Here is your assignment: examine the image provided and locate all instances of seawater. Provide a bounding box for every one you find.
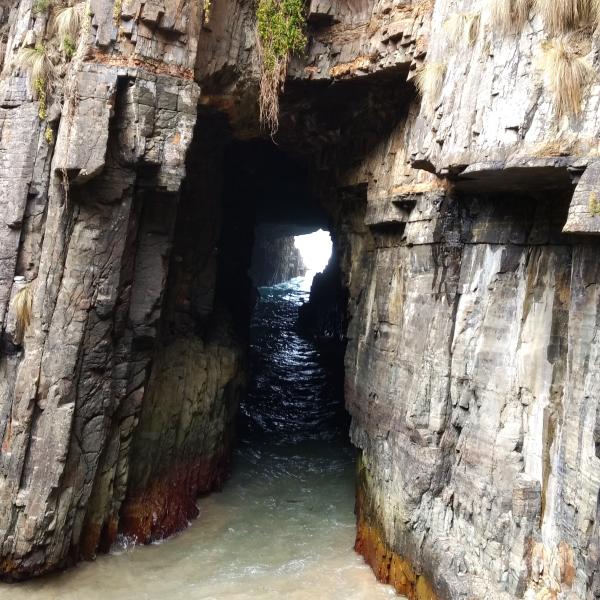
[2,274,397,600]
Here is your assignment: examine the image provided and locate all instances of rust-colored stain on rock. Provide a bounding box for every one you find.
[354,482,438,600]
[119,455,228,544]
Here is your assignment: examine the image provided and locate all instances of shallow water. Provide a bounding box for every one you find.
[2,274,397,600]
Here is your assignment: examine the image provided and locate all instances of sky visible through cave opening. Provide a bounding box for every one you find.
[294,229,332,274]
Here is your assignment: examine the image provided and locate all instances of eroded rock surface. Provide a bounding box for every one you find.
[249,229,306,286]
[1,0,600,598]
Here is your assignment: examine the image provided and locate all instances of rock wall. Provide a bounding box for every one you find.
[0,0,246,576]
[249,228,306,287]
[1,0,600,598]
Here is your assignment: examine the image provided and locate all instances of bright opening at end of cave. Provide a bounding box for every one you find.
[294,229,332,273]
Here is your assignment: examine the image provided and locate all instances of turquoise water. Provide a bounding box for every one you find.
[1,275,397,600]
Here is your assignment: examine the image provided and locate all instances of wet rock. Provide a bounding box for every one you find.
[0,0,600,598]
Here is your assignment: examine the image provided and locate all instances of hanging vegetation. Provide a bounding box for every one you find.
[415,62,447,114]
[256,0,306,135]
[534,0,600,34]
[489,0,533,34]
[14,44,55,118]
[54,3,85,58]
[11,283,34,343]
[538,35,594,118]
[443,12,481,48]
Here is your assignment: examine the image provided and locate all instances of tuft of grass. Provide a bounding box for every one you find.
[415,62,447,113]
[14,44,55,89]
[466,13,481,45]
[444,12,481,47]
[534,0,600,34]
[11,283,34,343]
[44,125,54,144]
[32,0,50,15]
[538,35,595,118]
[256,0,306,135]
[489,0,532,34]
[443,13,465,48]
[14,45,55,117]
[54,3,84,57]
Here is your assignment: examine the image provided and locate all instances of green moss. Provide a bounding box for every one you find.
[203,0,211,22]
[44,126,54,145]
[32,0,50,15]
[34,77,47,120]
[257,0,306,73]
[113,0,121,22]
[62,34,76,59]
[588,192,600,217]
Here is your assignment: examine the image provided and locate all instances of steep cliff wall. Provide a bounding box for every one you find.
[250,229,306,286]
[0,0,600,598]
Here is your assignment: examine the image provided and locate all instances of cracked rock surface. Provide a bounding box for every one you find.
[1,0,600,598]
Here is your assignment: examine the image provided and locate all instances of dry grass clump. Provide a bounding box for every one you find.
[466,13,481,45]
[13,44,56,118]
[14,45,55,94]
[534,0,600,34]
[444,12,481,47]
[53,3,85,57]
[415,62,447,113]
[489,0,533,34]
[11,283,34,343]
[538,35,595,118]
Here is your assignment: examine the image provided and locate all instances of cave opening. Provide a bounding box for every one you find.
[0,70,412,596]
[169,131,389,596]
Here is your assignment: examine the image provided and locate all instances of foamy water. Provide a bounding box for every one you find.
[1,276,398,600]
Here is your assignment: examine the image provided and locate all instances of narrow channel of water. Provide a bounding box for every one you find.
[2,274,396,600]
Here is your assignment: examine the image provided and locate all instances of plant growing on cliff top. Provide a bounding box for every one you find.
[54,3,85,58]
[11,283,34,343]
[489,0,533,33]
[256,0,306,135]
[32,0,50,15]
[538,35,595,118]
[534,0,600,34]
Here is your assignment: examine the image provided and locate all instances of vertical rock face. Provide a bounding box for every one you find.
[250,228,306,287]
[0,0,245,577]
[1,0,600,599]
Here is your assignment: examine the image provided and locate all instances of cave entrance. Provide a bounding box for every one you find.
[184,135,373,595]
[241,226,346,444]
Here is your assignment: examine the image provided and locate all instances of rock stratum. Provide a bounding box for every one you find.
[0,0,599,598]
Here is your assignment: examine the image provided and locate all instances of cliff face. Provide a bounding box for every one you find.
[250,229,306,287]
[1,0,600,598]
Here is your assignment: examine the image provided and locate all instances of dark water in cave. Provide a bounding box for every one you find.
[3,274,396,600]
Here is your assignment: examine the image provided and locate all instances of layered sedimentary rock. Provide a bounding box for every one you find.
[249,228,305,286]
[0,0,246,576]
[1,0,600,598]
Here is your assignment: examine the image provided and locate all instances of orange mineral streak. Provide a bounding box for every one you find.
[120,454,229,544]
[354,480,438,600]
[80,515,119,560]
[86,51,195,80]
